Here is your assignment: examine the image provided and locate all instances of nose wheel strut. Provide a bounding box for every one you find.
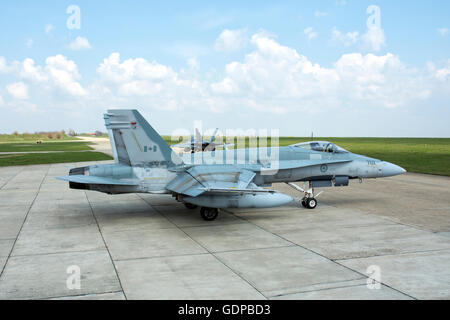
[287,182,322,210]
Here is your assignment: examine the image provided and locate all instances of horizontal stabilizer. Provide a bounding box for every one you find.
[56,175,139,186]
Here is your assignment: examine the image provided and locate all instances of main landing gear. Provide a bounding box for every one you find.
[200,207,219,221]
[287,182,323,210]
[184,203,198,210]
[183,202,219,221]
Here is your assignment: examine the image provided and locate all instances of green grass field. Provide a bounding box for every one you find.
[283,137,450,176]
[0,135,111,167]
[0,152,112,167]
[0,141,94,152]
[0,133,78,142]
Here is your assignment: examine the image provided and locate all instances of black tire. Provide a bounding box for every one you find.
[184,203,198,210]
[306,198,317,209]
[301,200,307,208]
[200,207,219,221]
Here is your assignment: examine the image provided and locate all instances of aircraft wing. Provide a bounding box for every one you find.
[56,175,139,186]
[166,165,256,197]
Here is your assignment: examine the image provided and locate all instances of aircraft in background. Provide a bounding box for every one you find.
[171,128,234,153]
[56,110,406,221]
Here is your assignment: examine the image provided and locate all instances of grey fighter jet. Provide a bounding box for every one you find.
[56,110,406,221]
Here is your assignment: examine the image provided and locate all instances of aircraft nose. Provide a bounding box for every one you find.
[381,161,406,177]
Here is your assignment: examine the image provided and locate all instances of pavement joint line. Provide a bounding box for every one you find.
[137,194,269,300]
[111,244,296,262]
[363,213,437,233]
[263,276,367,295]
[114,252,211,263]
[318,199,432,233]
[333,247,450,262]
[0,165,50,279]
[269,282,378,299]
[222,208,418,300]
[10,248,108,259]
[205,245,296,255]
[21,222,99,232]
[170,221,245,229]
[35,290,124,301]
[0,237,17,241]
[85,191,128,301]
[99,225,179,234]
[0,169,22,190]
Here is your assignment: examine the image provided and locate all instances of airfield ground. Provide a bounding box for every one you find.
[0,137,449,300]
[0,160,449,300]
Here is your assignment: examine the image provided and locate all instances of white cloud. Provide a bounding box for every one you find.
[0,33,448,128]
[314,11,328,18]
[0,56,8,73]
[362,26,386,51]
[210,33,431,112]
[435,60,450,81]
[331,27,358,46]
[68,36,91,50]
[211,77,238,95]
[214,29,247,52]
[187,57,199,71]
[4,55,87,96]
[45,55,86,96]
[7,82,29,100]
[45,24,53,35]
[20,58,48,82]
[97,52,176,84]
[0,95,4,106]
[96,52,198,106]
[304,27,317,40]
[438,28,449,37]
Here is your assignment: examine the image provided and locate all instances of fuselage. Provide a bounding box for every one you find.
[81,142,405,195]
[179,144,405,185]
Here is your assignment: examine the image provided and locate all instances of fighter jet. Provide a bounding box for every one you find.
[171,128,234,153]
[56,110,406,221]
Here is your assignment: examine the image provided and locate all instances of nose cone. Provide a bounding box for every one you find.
[381,161,406,177]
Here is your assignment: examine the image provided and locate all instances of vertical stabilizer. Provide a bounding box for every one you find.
[104,109,183,167]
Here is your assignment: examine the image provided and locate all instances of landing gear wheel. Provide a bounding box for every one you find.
[200,207,219,221]
[184,203,198,210]
[305,198,317,209]
[301,200,307,208]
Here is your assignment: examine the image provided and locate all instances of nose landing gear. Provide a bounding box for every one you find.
[301,197,318,209]
[287,182,322,210]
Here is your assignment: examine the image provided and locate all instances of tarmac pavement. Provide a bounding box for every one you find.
[0,160,449,300]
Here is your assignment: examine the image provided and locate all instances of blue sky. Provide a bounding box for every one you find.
[0,0,449,137]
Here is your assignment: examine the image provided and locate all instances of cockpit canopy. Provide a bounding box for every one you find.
[291,141,349,154]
